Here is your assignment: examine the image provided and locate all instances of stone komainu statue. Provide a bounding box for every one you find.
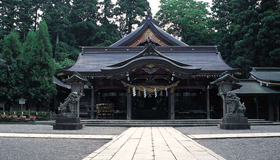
[226,91,246,117]
[59,91,83,114]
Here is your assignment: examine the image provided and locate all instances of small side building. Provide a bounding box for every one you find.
[234,67,280,121]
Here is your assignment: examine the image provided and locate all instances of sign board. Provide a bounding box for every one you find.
[19,98,26,105]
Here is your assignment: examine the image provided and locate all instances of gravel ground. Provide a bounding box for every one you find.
[197,138,280,160]
[0,138,108,160]
[175,126,280,160]
[0,124,128,135]
[175,125,280,135]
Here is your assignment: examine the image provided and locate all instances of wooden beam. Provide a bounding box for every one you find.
[95,86,126,90]
[91,88,95,119]
[176,85,207,90]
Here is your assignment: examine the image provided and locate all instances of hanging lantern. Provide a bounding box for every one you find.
[133,87,136,97]
[165,87,168,97]
[160,90,163,97]
[137,90,141,97]
[144,88,147,98]
[126,72,130,81]
[154,88,157,98]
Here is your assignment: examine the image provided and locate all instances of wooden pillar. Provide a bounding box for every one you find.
[268,96,274,121]
[206,88,210,119]
[91,88,95,119]
[127,90,132,120]
[255,97,259,119]
[169,87,175,120]
[277,105,279,122]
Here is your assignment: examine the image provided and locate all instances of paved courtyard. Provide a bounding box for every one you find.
[0,124,280,160]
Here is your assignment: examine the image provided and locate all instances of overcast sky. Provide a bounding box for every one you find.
[111,0,213,16]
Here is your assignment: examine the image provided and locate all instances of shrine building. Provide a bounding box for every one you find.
[56,16,280,120]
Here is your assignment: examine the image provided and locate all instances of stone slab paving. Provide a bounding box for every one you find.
[83,127,226,160]
[0,133,115,139]
[188,132,280,139]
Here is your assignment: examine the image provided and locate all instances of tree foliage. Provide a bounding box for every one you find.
[27,20,57,108]
[0,31,25,105]
[256,0,280,66]
[156,0,215,45]
[99,0,121,45]
[211,0,280,76]
[114,0,151,36]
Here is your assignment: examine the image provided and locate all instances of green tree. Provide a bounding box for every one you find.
[54,42,79,69]
[69,0,115,47]
[114,0,151,36]
[27,20,57,110]
[211,0,260,76]
[0,31,25,106]
[256,0,280,66]
[70,0,99,23]
[0,1,19,37]
[156,0,215,45]
[41,0,71,52]
[98,0,121,46]
[0,0,43,41]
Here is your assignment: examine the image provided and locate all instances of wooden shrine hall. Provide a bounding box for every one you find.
[56,16,279,120]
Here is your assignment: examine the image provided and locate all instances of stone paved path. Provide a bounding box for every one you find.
[0,133,115,139]
[83,127,226,160]
[188,132,280,139]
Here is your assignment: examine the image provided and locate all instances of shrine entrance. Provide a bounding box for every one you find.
[132,95,168,119]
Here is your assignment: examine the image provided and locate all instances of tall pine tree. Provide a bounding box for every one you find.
[41,0,71,50]
[27,20,57,110]
[211,0,260,77]
[98,0,121,46]
[114,0,151,36]
[0,31,25,106]
[256,0,280,66]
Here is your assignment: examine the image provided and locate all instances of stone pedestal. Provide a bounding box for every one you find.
[53,117,84,130]
[219,116,250,129]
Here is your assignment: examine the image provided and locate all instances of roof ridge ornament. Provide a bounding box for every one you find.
[146,15,152,20]
[143,39,159,56]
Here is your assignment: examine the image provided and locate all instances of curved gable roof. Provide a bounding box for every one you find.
[109,45,190,67]
[110,16,188,47]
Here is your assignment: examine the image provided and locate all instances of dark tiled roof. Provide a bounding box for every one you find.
[250,71,280,83]
[251,67,280,71]
[101,56,201,73]
[234,80,280,94]
[54,77,70,89]
[210,74,239,85]
[67,48,233,73]
[64,74,88,84]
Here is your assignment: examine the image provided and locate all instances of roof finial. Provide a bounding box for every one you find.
[146,15,152,20]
